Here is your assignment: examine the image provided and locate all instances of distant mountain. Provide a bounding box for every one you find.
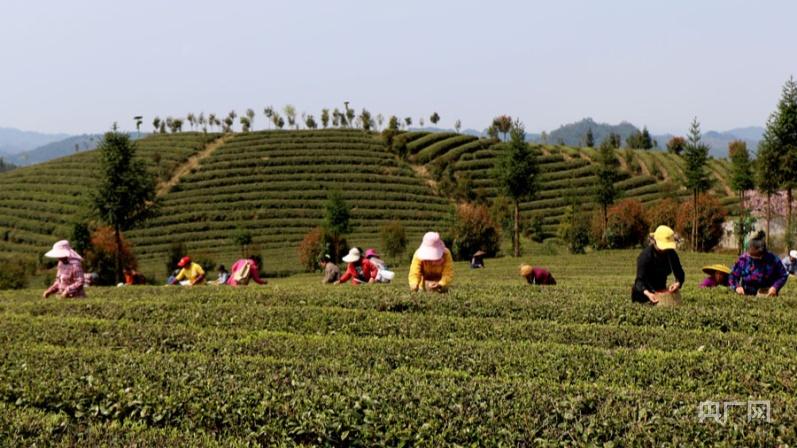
[9,133,147,166]
[533,118,642,147]
[653,126,764,158]
[0,127,70,156]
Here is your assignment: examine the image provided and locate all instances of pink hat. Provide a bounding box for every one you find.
[416,232,445,261]
[44,240,83,261]
[364,248,379,259]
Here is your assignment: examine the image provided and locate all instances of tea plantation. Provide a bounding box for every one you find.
[1,251,794,446]
[0,129,738,277]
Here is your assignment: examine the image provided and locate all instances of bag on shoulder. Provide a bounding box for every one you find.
[233,261,251,285]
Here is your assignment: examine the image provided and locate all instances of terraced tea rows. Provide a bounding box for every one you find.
[0,252,792,445]
[0,133,218,257]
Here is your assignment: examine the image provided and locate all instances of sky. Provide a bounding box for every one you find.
[1,0,796,135]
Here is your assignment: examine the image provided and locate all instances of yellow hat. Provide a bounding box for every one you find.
[702,264,731,275]
[650,225,677,250]
[520,264,533,277]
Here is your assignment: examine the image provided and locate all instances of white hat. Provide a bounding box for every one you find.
[44,240,83,260]
[790,250,797,259]
[416,232,445,261]
[342,247,361,263]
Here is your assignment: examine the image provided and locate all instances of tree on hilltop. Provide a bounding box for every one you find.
[404,117,412,129]
[492,120,539,257]
[91,128,155,284]
[239,116,251,132]
[584,127,594,148]
[454,119,462,134]
[359,109,373,131]
[305,114,317,129]
[245,109,255,130]
[186,113,196,130]
[323,190,352,263]
[283,105,297,129]
[492,115,512,141]
[321,109,330,128]
[376,113,384,130]
[152,116,161,133]
[430,112,440,127]
[263,107,275,129]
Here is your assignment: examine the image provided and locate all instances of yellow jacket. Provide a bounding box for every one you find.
[408,249,454,289]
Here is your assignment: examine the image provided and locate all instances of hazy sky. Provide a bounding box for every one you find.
[1,0,795,135]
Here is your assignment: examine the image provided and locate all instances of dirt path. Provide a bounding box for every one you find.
[411,164,439,193]
[156,135,230,197]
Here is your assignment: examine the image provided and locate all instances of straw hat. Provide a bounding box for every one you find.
[650,225,677,250]
[342,247,361,263]
[416,232,445,261]
[44,240,83,261]
[519,264,534,277]
[702,264,731,275]
[177,256,191,268]
[473,250,486,257]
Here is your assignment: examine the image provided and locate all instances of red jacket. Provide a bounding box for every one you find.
[339,259,378,284]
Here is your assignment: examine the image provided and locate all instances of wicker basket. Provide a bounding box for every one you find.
[653,290,682,307]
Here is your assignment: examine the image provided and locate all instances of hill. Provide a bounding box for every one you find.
[540,118,641,147]
[0,127,70,156]
[0,129,738,276]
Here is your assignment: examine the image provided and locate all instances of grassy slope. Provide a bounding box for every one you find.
[1,250,794,445]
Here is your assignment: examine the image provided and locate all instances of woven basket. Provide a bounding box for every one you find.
[654,290,682,307]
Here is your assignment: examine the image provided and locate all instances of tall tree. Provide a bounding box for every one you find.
[91,129,155,283]
[683,117,712,250]
[359,109,372,131]
[767,76,797,248]
[186,113,196,130]
[283,105,297,129]
[152,116,161,133]
[492,120,539,257]
[404,117,412,128]
[595,139,620,245]
[454,119,462,134]
[584,127,594,148]
[263,107,274,129]
[430,112,440,126]
[729,140,755,254]
[344,103,355,128]
[133,116,143,135]
[324,190,352,262]
[376,113,384,130]
[320,108,330,128]
[756,127,781,246]
[245,108,255,130]
[305,114,317,129]
[239,116,251,132]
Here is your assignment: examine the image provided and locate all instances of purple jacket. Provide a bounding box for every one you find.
[729,252,788,295]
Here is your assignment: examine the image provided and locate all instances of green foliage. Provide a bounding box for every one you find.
[0,257,30,289]
[666,136,686,155]
[492,115,512,141]
[379,220,407,261]
[583,127,594,148]
[323,190,352,237]
[527,213,546,243]
[683,118,712,194]
[430,112,440,126]
[231,229,253,258]
[595,140,621,244]
[449,203,501,260]
[70,221,92,255]
[625,126,654,149]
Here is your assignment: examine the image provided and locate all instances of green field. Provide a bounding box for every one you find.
[1,250,794,446]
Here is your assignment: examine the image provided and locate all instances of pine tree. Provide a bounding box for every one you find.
[492,121,539,257]
[729,140,755,254]
[756,127,781,247]
[683,117,712,251]
[595,139,620,245]
[765,77,797,248]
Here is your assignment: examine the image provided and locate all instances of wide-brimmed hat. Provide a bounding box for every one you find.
[342,248,361,263]
[473,250,486,257]
[177,256,191,268]
[790,250,797,259]
[416,232,445,261]
[44,240,83,260]
[364,248,380,259]
[650,225,677,250]
[519,264,534,277]
[702,264,731,275]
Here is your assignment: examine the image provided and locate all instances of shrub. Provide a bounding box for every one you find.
[558,208,590,254]
[380,221,408,261]
[84,227,138,285]
[527,214,546,243]
[298,227,326,272]
[591,199,650,249]
[0,257,31,290]
[645,197,680,230]
[675,194,727,252]
[449,203,502,260]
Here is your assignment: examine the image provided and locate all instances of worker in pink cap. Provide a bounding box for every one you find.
[408,232,454,293]
[170,256,206,286]
[42,240,86,298]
